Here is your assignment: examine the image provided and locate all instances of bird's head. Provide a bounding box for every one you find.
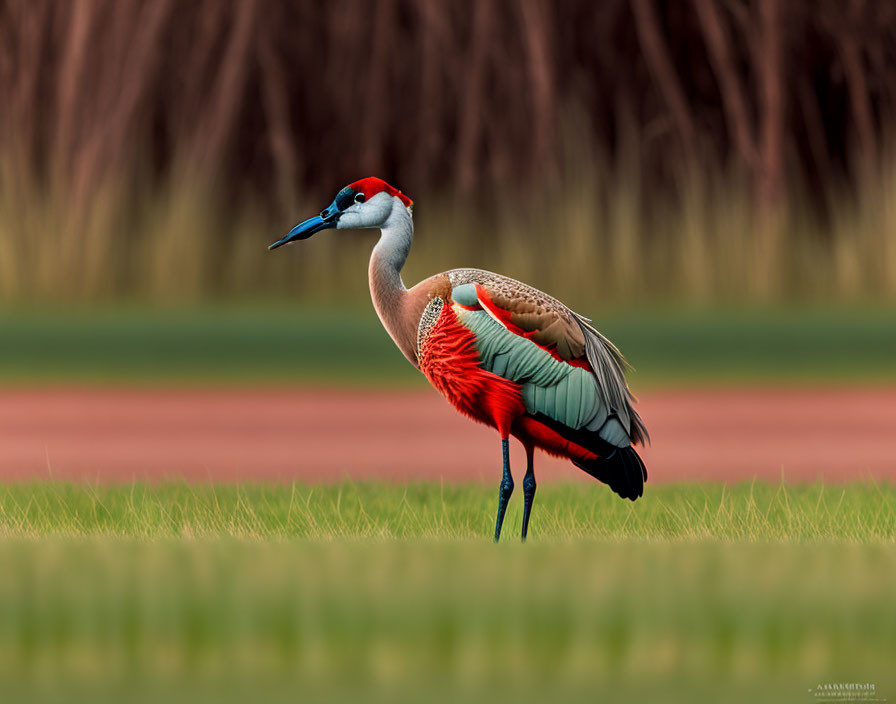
[269,177,413,250]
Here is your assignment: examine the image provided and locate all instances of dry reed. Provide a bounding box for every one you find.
[0,0,895,306]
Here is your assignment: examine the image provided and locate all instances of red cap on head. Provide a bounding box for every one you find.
[349,177,413,208]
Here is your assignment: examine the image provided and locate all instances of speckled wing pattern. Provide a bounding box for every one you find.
[448,269,585,359]
[445,268,649,446]
[416,296,444,354]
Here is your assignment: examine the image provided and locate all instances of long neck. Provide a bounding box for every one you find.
[369,204,416,363]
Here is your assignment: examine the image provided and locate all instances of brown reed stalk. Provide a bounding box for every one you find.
[0,0,894,305]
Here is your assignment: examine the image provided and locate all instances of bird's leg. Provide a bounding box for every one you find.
[521,445,536,542]
[493,438,513,542]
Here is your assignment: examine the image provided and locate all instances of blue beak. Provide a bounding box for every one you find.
[269,214,337,250]
[270,190,352,250]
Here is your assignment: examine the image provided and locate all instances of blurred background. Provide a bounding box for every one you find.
[0,0,895,483]
[1,0,896,306]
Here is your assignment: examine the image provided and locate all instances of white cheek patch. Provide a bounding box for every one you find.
[337,191,393,229]
[366,191,394,218]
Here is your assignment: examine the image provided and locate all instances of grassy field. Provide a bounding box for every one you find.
[1,306,895,386]
[0,482,893,703]
[3,306,894,701]
[0,481,893,541]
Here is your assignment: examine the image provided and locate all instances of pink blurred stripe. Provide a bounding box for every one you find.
[0,388,894,483]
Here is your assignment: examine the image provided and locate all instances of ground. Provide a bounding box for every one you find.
[1,307,893,703]
[0,482,893,703]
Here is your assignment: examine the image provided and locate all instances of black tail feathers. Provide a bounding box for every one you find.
[573,445,647,501]
[525,413,648,501]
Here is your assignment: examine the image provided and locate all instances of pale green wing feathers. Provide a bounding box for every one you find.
[455,306,603,431]
[447,269,649,446]
[451,283,478,306]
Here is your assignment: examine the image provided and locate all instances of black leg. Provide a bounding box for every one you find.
[493,438,513,542]
[521,446,536,542]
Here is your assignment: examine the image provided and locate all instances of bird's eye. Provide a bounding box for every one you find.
[354,193,366,204]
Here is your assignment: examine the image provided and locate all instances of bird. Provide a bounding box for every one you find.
[269,177,649,542]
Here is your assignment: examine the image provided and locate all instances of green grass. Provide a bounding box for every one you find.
[2,539,894,703]
[0,306,894,386]
[0,481,893,703]
[0,481,893,542]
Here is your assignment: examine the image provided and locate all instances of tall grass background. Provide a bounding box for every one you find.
[2,1,896,308]
[4,151,896,308]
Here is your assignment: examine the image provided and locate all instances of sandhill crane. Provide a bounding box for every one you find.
[270,177,648,541]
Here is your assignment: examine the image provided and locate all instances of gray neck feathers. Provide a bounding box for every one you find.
[369,203,415,362]
[371,202,413,292]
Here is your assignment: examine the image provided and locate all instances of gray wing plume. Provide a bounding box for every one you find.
[574,315,650,446]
